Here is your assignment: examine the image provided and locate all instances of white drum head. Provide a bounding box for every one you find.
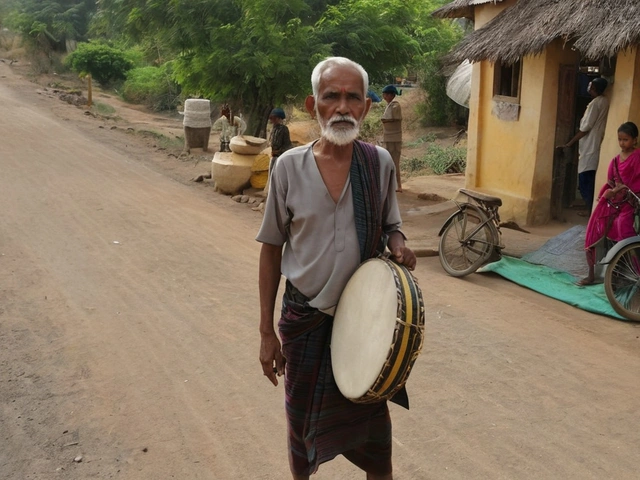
[332,259,398,399]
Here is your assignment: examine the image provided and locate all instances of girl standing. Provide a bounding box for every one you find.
[579,122,640,285]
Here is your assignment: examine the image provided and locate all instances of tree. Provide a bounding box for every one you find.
[91,0,460,134]
[5,0,96,51]
[172,0,330,136]
[315,0,422,83]
[65,41,133,85]
[94,0,330,136]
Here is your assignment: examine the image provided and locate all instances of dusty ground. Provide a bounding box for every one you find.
[2,59,640,480]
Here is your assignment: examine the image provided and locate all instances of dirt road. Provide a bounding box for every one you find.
[1,62,639,480]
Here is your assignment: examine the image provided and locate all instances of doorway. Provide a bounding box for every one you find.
[551,57,615,220]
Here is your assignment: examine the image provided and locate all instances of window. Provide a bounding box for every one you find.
[493,59,522,100]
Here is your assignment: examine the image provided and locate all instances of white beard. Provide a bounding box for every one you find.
[317,111,361,146]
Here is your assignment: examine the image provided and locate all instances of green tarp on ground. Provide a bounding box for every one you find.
[478,256,625,320]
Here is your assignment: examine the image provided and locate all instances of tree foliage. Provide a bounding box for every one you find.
[65,41,133,85]
[316,0,422,83]
[2,0,463,132]
[88,0,459,135]
[4,0,96,51]
[122,63,181,111]
[413,15,466,126]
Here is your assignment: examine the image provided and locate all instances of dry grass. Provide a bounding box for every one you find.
[432,0,500,19]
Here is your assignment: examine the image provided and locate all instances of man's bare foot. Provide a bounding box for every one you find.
[576,276,595,286]
[396,189,403,193]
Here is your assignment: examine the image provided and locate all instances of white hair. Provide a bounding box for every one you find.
[311,57,369,99]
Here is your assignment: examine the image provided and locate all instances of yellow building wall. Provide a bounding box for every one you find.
[466,56,544,224]
[595,48,640,194]
[465,0,518,216]
[529,42,581,224]
[464,21,589,225]
[465,8,640,225]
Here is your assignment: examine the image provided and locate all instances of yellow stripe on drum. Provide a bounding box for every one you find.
[378,261,414,394]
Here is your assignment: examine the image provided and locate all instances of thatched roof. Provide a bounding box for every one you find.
[432,0,503,20]
[437,0,640,64]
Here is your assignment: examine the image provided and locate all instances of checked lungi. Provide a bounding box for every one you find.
[279,281,392,476]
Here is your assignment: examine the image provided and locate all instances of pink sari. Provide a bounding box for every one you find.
[585,149,640,266]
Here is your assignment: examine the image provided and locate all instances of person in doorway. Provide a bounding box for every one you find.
[257,57,416,479]
[558,77,609,216]
[381,85,403,193]
[578,122,640,285]
[212,103,247,152]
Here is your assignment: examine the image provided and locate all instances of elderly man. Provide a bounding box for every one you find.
[256,57,416,479]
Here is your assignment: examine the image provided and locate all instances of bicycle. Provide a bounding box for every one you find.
[438,189,504,277]
[598,188,640,321]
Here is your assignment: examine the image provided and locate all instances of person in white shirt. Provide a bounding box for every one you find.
[212,103,247,152]
[559,77,609,216]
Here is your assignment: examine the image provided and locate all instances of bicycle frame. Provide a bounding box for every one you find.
[600,235,640,266]
[438,198,503,254]
[437,189,505,277]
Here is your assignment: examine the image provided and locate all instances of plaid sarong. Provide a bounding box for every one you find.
[279,283,392,476]
[279,142,392,475]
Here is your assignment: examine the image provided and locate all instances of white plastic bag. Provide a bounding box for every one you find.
[446,60,472,108]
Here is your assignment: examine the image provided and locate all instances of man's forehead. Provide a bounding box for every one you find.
[318,65,365,93]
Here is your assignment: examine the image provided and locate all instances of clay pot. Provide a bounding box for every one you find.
[229,135,268,155]
[249,153,271,189]
[250,171,269,189]
[212,151,272,194]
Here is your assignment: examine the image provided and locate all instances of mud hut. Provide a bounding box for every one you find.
[433,0,640,225]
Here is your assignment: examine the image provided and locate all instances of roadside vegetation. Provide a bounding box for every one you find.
[404,143,467,176]
[0,0,469,175]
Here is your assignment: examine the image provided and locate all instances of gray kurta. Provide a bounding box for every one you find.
[256,142,403,312]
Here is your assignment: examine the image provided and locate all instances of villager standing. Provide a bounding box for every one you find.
[257,57,416,479]
[212,103,247,152]
[559,77,609,216]
[381,85,403,193]
[268,107,292,174]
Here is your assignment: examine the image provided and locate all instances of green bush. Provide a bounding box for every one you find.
[403,143,466,176]
[65,42,134,86]
[358,102,384,142]
[122,63,180,111]
[416,56,468,127]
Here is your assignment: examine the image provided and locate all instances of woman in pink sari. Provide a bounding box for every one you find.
[579,122,640,285]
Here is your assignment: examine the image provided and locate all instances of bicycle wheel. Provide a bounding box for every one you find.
[604,243,640,321]
[439,207,496,277]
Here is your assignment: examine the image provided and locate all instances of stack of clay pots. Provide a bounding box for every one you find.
[211,135,269,195]
[250,152,271,189]
[183,99,212,153]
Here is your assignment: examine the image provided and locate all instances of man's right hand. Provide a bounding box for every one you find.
[259,332,285,386]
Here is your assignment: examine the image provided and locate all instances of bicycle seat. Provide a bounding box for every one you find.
[459,189,503,207]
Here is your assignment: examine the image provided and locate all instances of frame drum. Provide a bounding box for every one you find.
[331,257,425,403]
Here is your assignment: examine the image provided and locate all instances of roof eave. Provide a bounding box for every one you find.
[432,5,474,19]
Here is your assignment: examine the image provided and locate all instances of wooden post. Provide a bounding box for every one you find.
[87,74,93,108]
